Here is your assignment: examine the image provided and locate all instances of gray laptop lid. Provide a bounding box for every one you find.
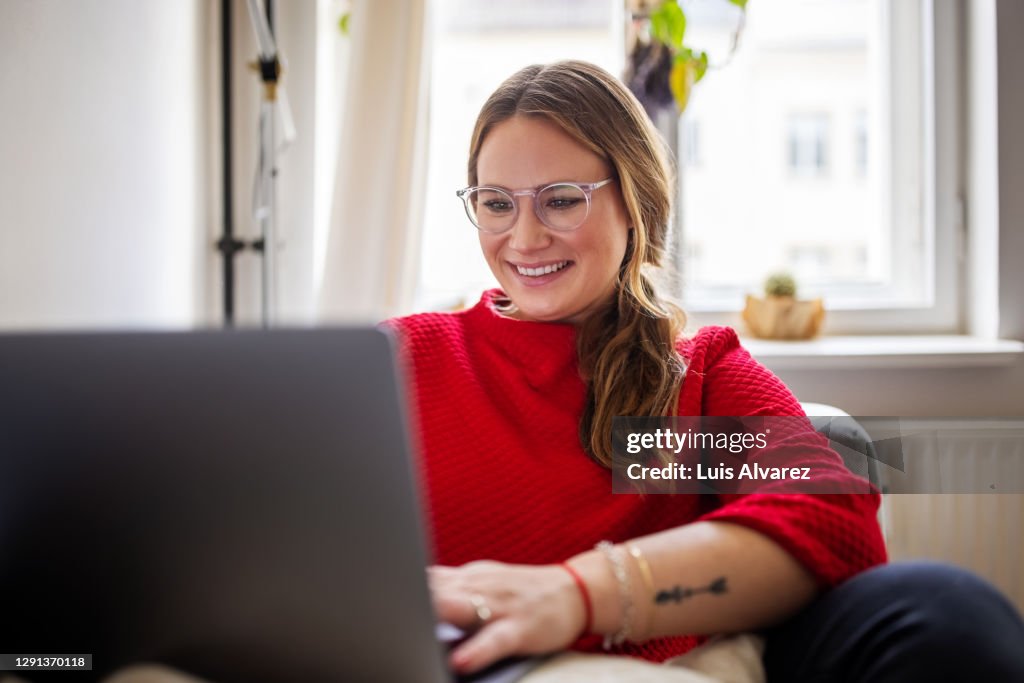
[0,328,451,683]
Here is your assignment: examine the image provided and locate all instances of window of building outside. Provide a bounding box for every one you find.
[787,113,831,177]
[417,0,959,334]
[855,109,869,177]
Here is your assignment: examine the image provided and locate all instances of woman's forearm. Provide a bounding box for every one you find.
[567,520,819,642]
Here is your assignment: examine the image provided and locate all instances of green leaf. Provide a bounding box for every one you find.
[728,0,749,9]
[651,0,686,49]
[649,8,670,46]
[338,12,351,36]
[693,51,709,83]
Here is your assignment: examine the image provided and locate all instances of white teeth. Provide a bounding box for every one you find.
[516,261,569,277]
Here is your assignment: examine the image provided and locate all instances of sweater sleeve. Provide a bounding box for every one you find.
[683,327,888,587]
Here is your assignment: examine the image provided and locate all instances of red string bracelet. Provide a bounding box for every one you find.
[560,561,594,635]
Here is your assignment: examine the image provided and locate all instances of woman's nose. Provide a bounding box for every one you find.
[506,203,552,252]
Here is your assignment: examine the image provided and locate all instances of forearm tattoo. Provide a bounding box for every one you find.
[654,576,728,604]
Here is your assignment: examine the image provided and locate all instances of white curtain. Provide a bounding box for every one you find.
[316,0,432,323]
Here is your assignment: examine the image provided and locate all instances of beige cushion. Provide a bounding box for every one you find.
[0,634,766,683]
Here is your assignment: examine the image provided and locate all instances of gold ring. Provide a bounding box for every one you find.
[470,593,492,624]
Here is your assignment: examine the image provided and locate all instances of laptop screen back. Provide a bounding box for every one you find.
[0,328,448,683]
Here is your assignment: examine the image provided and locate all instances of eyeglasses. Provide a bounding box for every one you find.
[455,178,615,234]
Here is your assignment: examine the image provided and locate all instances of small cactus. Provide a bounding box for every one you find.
[764,272,797,298]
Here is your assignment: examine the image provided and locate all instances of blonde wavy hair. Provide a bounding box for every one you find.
[468,60,688,468]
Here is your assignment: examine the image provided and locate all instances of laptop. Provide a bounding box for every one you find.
[0,328,541,682]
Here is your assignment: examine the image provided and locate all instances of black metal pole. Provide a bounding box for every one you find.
[216,0,241,326]
[217,0,277,326]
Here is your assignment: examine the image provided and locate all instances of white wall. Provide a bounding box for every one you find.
[0,0,215,330]
[773,359,1024,417]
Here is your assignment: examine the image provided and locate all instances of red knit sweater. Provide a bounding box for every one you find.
[388,290,887,662]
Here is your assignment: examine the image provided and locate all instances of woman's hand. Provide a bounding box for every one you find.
[428,561,587,674]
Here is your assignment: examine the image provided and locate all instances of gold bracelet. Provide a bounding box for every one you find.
[627,543,655,595]
[627,543,655,639]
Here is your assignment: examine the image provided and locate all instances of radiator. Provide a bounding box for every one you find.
[876,419,1024,611]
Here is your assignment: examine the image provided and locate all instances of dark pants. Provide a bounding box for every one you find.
[762,561,1024,682]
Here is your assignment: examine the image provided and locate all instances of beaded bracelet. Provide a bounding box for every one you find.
[595,540,633,648]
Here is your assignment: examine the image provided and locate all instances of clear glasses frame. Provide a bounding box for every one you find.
[455,178,615,234]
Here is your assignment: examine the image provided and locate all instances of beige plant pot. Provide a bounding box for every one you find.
[742,295,825,340]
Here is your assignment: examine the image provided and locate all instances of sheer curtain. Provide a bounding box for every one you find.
[316,0,431,323]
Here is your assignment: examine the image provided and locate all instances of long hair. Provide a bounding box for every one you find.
[468,60,688,468]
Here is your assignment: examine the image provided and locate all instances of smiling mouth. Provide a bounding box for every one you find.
[513,260,572,277]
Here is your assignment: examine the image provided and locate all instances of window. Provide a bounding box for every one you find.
[678,0,961,333]
[415,1,962,334]
[787,113,831,177]
[854,109,868,177]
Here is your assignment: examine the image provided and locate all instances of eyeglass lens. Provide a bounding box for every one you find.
[465,184,590,232]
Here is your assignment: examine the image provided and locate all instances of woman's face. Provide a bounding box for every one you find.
[475,115,630,324]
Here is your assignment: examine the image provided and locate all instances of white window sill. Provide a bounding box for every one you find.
[740,335,1024,370]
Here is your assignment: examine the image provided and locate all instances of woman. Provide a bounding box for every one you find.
[389,61,1024,680]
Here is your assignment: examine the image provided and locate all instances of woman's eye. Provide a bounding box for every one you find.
[546,197,583,211]
[482,200,514,214]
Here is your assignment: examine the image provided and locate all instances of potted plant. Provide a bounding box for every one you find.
[625,0,748,118]
[742,273,825,340]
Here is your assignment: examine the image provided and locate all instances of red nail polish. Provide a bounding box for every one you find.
[452,651,471,669]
